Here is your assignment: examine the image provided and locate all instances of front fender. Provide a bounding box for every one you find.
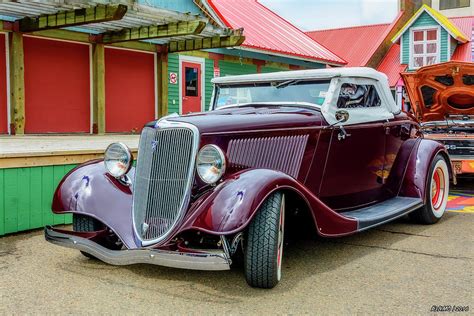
[180,169,358,237]
[399,139,452,200]
[52,160,138,249]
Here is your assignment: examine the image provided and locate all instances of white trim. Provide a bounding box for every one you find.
[3,32,10,134]
[447,35,451,60]
[104,45,156,55]
[409,26,441,70]
[89,45,93,134]
[400,34,404,64]
[154,52,158,119]
[178,54,205,113]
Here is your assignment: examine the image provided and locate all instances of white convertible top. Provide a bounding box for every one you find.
[211,67,399,116]
[211,67,389,85]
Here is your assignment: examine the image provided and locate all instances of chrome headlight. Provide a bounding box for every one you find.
[104,142,133,178]
[196,145,226,184]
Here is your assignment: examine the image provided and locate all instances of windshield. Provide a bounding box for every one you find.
[214,80,331,109]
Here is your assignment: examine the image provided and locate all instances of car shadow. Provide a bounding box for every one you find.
[69,213,456,302]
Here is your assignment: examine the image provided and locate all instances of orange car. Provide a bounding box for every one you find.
[402,62,474,177]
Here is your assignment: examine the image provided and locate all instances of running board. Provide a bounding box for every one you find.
[340,197,423,231]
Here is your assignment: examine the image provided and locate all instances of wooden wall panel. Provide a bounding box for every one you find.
[23,37,90,133]
[0,164,75,236]
[105,48,155,133]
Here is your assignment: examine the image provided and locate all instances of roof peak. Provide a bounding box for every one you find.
[391,4,470,43]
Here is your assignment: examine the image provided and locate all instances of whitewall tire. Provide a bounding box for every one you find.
[410,155,449,224]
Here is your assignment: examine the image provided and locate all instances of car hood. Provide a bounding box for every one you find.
[401,62,474,122]
[165,105,324,134]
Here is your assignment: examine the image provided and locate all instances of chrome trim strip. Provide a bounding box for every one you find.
[132,119,200,247]
[45,227,231,271]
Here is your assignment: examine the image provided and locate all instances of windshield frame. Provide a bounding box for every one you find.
[211,79,333,111]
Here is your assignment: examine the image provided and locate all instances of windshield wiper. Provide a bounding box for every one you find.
[274,79,300,89]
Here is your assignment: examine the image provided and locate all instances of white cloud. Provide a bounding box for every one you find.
[259,0,398,31]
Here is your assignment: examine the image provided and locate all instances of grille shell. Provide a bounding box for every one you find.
[133,123,198,246]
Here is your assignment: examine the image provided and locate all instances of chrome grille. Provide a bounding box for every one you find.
[133,125,197,245]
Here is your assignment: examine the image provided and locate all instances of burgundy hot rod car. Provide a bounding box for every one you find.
[46,68,452,288]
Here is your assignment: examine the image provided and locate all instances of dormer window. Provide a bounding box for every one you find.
[411,28,440,69]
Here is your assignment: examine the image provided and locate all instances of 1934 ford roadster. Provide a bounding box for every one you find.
[46,68,452,288]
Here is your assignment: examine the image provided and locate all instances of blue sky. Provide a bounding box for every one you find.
[259,0,399,31]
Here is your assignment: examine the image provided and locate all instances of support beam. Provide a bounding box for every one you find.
[100,21,206,44]
[157,52,169,117]
[18,4,127,32]
[92,44,105,135]
[168,35,245,53]
[10,33,25,135]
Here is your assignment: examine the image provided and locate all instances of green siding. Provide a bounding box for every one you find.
[205,58,214,111]
[0,170,4,235]
[219,60,257,76]
[168,55,216,113]
[261,66,289,73]
[167,53,180,114]
[440,29,448,62]
[0,165,76,236]
[401,11,450,69]
[402,33,410,65]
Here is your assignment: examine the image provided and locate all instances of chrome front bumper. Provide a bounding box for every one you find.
[44,226,231,271]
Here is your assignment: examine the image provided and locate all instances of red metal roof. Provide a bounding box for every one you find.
[207,0,346,65]
[306,12,403,67]
[377,44,407,87]
[450,16,474,62]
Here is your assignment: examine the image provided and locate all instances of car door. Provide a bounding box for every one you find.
[319,82,389,210]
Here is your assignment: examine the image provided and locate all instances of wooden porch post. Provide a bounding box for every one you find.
[157,51,168,118]
[10,32,25,135]
[92,43,105,134]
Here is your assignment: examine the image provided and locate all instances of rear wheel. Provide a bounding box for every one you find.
[72,214,104,259]
[244,192,285,289]
[410,155,449,224]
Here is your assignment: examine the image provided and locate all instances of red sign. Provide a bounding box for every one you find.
[213,67,220,78]
[169,72,177,84]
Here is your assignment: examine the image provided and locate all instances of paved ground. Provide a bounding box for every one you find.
[0,181,472,315]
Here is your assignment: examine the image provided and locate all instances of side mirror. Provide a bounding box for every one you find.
[335,110,349,123]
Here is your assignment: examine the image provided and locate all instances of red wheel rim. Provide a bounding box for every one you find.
[431,167,445,211]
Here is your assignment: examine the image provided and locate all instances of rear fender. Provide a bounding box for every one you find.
[180,169,358,237]
[52,160,138,248]
[399,139,452,200]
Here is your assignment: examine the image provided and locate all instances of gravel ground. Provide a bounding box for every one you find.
[0,188,472,314]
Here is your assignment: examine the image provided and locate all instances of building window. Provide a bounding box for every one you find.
[411,28,439,68]
[439,0,470,10]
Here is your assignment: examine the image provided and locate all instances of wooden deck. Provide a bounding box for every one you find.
[0,135,139,168]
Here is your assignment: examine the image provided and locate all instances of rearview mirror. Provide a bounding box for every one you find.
[335,110,349,123]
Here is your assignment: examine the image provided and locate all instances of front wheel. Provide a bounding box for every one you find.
[244,192,285,289]
[410,155,449,224]
[73,214,103,259]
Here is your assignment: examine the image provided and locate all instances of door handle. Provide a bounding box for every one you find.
[337,126,351,141]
